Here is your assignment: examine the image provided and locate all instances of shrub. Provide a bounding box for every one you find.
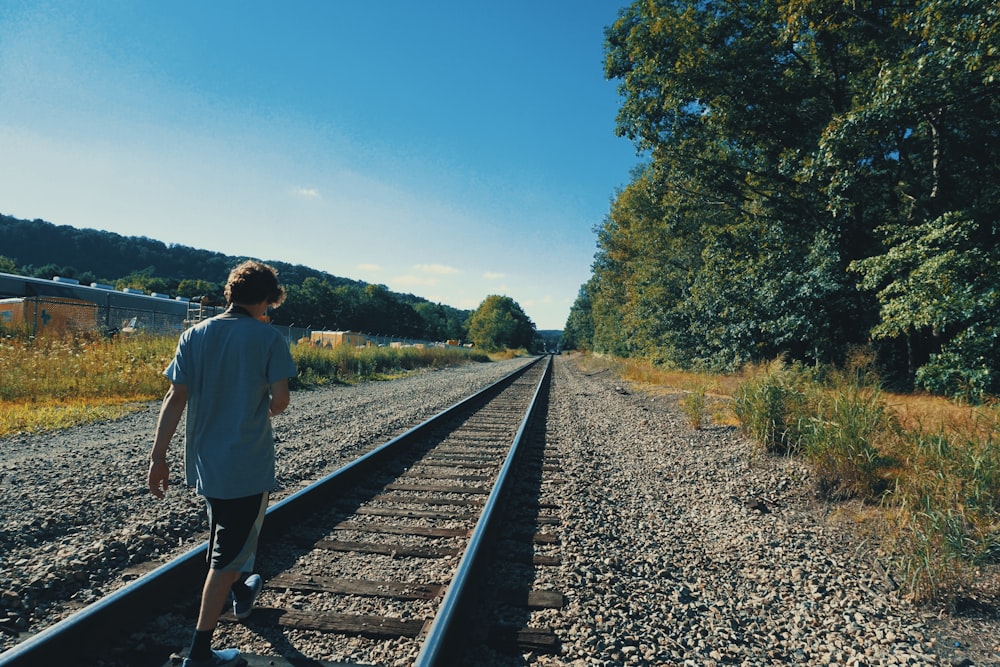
[679,385,708,429]
[732,359,813,454]
[798,382,895,500]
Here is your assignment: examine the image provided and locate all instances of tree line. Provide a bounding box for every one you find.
[563,0,999,402]
[0,215,538,350]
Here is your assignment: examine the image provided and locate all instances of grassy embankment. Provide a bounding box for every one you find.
[0,330,489,439]
[575,351,1000,606]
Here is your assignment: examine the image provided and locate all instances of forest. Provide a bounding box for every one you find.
[563,0,1000,402]
[0,214,474,342]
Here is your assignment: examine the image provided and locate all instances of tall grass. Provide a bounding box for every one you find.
[572,350,1000,603]
[292,343,489,388]
[0,330,489,437]
[0,331,176,436]
[730,352,1000,602]
[885,417,1000,600]
[732,358,814,453]
[0,331,176,401]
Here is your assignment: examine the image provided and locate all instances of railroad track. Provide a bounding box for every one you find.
[0,355,560,667]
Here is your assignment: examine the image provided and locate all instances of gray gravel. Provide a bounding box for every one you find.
[2,353,998,666]
[536,355,999,667]
[0,357,532,654]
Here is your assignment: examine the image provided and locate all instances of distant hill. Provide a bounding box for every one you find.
[0,213,360,290]
[0,213,472,339]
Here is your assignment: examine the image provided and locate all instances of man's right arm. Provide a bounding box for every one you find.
[148,383,188,498]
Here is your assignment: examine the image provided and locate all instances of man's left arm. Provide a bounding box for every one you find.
[268,378,290,417]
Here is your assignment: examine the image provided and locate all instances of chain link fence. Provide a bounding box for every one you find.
[0,296,186,337]
[2,298,443,348]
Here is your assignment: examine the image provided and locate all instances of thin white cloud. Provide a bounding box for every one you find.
[292,186,321,199]
[394,274,440,287]
[357,263,381,272]
[483,271,505,280]
[414,263,459,275]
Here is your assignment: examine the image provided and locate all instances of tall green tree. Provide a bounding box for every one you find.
[176,279,222,299]
[467,295,536,352]
[562,280,596,351]
[597,0,869,369]
[580,0,999,397]
[820,0,1000,398]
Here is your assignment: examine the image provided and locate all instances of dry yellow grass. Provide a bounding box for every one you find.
[885,390,1000,437]
[574,352,744,426]
[577,352,996,440]
[0,398,144,436]
[0,332,174,437]
[571,351,999,603]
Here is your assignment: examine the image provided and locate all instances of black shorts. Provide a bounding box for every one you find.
[205,492,268,572]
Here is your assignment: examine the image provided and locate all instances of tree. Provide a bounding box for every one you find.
[562,281,595,351]
[176,279,222,300]
[590,0,999,396]
[467,295,536,352]
[0,256,18,273]
[600,0,868,370]
[116,269,168,294]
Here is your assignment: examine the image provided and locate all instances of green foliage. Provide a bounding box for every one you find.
[732,360,814,455]
[467,295,536,352]
[0,255,18,273]
[561,281,595,351]
[572,0,1000,400]
[916,328,1000,403]
[176,278,222,299]
[851,213,1000,402]
[291,342,488,388]
[413,301,468,341]
[116,269,169,294]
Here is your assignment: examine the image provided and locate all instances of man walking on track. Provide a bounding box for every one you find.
[147,260,298,667]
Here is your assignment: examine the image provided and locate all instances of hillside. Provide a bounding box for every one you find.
[0,213,360,291]
[0,214,472,340]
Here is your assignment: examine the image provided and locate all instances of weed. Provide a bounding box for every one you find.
[679,384,708,429]
[731,359,814,454]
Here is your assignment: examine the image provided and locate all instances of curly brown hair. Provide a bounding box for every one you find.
[224,260,286,307]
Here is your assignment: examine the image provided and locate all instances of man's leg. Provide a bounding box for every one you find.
[186,494,265,664]
[197,568,243,631]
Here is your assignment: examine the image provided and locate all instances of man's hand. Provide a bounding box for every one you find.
[148,459,169,499]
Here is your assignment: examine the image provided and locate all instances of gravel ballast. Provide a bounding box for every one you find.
[1,354,998,665]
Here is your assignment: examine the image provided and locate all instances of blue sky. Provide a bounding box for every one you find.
[0,1,639,330]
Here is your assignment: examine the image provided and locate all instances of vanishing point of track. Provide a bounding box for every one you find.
[0,355,560,667]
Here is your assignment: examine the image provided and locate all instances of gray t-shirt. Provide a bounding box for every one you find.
[164,311,297,499]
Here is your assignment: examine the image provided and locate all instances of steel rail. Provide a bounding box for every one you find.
[415,354,552,666]
[0,356,543,667]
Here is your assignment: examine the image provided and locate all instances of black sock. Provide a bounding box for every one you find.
[188,629,213,660]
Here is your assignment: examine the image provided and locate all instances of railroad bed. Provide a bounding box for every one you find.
[1,356,559,666]
[2,355,998,666]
